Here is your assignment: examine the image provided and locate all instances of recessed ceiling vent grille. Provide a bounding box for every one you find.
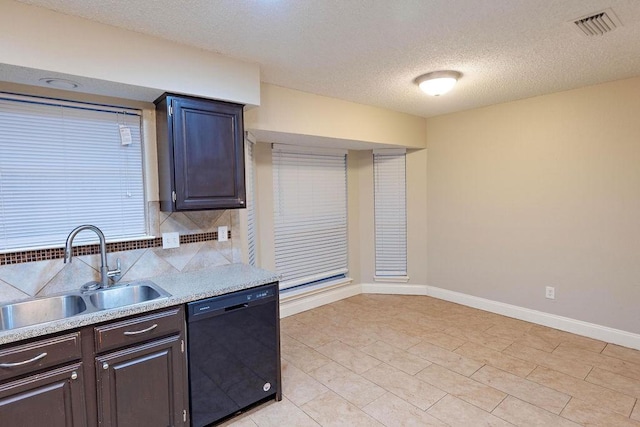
[571,8,621,37]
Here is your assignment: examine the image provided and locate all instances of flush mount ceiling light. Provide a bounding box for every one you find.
[39,78,81,90]
[415,70,461,96]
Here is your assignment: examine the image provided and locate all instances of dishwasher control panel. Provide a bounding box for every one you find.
[187,283,278,319]
[249,288,275,301]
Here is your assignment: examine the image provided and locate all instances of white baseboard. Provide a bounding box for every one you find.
[279,281,362,318]
[361,282,640,350]
[362,283,428,295]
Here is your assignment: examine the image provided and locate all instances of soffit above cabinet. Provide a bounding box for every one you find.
[0,1,261,106]
[247,129,404,151]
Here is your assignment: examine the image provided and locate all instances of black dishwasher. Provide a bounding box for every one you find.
[186,282,281,427]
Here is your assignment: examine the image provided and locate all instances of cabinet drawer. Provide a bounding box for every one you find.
[0,332,81,382]
[94,307,183,353]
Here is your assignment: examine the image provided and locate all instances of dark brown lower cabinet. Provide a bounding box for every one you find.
[0,306,188,427]
[95,335,186,427]
[0,362,86,427]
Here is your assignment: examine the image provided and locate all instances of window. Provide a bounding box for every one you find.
[272,145,348,290]
[374,149,407,278]
[245,135,257,266]
[0,93,146,251]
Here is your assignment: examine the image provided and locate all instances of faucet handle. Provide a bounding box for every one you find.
[107,258,122,283]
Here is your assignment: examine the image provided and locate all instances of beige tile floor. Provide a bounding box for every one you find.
[222,294,640,426]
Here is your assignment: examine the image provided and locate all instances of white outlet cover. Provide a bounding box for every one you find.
[162,232,180,249]
[545,286,555,299]
[218,226,228,242]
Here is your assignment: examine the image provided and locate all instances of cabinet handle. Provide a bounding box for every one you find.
[123,323,158,336]
[103,362,109,370]
[71,371,78,380]
[0,352,47,368]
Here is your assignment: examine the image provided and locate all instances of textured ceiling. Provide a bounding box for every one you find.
[15,0,640,118]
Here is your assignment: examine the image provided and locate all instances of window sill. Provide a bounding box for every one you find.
[374,275,410,283]
[280,277,354,303]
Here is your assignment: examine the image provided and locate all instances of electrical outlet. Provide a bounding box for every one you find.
[218,226,228,242]
[162,232,180,249]
[545,286,555,300]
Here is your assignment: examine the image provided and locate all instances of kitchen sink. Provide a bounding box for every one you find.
[0,295,87,331]
[88,281,169,310]
[0,280,170,331]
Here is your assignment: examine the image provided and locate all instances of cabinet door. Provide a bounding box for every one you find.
[0,362,86,427]
[172,97,245,210]
[96,335,186,427]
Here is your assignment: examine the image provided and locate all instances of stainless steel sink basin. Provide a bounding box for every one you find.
[0,280,170,332]
[0,295,87,331]
[88,281,169,310]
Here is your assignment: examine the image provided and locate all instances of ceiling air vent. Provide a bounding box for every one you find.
[571,8,621,37]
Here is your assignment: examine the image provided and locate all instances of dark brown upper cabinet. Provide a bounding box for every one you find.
[155,94,246,211]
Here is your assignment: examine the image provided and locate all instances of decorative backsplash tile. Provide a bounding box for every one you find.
[0,278,29,301]
[181,242,233,272]
[0,202,243,304]
[0,230,231,266]
[120,250,179,282]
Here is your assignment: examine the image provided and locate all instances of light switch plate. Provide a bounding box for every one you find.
[218,226,228,242]
[162,232,180,249]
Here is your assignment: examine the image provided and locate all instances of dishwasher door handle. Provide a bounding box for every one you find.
[225,303,249,312]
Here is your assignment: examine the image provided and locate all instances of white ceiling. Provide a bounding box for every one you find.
[15,0,640,118]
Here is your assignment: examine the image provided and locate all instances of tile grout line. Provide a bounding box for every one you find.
[489,391,510,414]
[0,279,29,299]
[630,398,638,420]
[422,391,449,414]
[556,395,578,426]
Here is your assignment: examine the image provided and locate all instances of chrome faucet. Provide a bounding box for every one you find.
[64,225,121,290]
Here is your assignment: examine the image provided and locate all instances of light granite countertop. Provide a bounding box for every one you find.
[0,263,280,346]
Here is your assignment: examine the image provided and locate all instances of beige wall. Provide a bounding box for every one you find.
[245,84,427,149]
[426,76,640,333]
[0,0,260,105]
[406,149,428,285]
[352,151,374,283]
[347,151,365,284]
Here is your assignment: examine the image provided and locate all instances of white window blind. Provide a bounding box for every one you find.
[0,94,146,251]
[272,145,348,290]
[374,149,407,277]
[245,135,257,266]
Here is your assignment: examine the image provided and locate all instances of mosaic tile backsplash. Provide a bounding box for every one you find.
[0,202,243,304]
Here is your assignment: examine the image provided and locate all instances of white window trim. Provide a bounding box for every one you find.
[272,143,348,156]
[279,276,354,301]
[244,132,257,267]
[373,148,407,156]
[374,275,410,283]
